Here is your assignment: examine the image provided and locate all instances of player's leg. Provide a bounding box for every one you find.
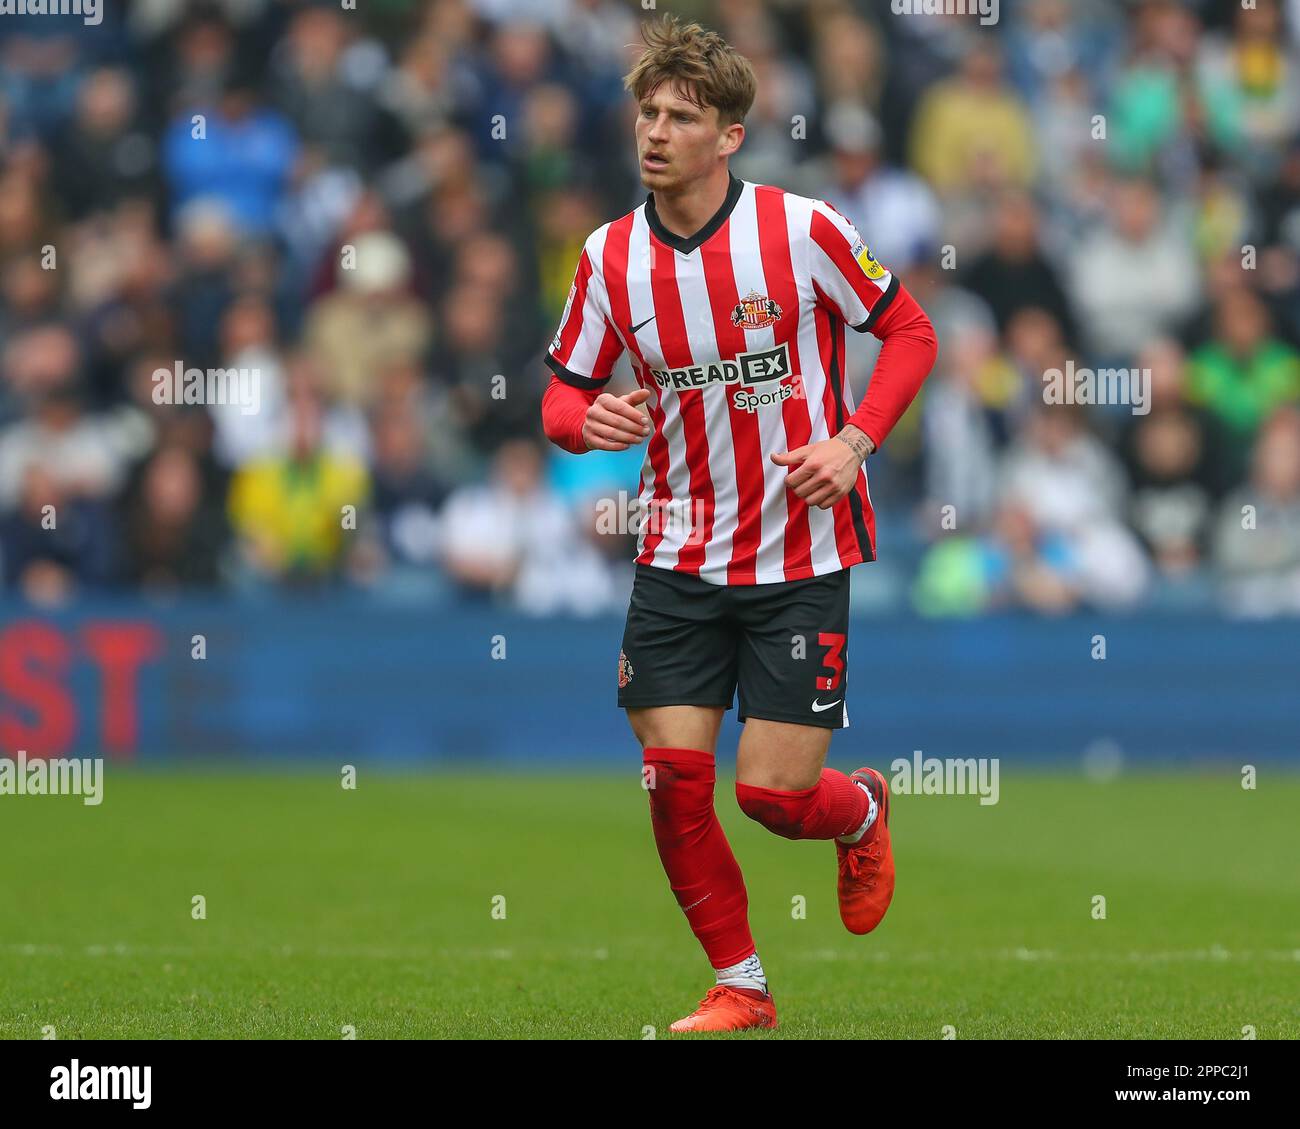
[618,566,776,1032]
[735,717,828,789]
[628,706,758,984]
[626,705,724,753]
[730,569,895,935]
[734,718,874,841]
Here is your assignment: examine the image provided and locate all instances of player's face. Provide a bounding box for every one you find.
[635,83,740,192]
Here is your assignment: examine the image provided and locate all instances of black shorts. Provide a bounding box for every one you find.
[617,563,852,729]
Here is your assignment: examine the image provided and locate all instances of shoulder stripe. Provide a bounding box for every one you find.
[853,275,900,333]
[545,353,607,390]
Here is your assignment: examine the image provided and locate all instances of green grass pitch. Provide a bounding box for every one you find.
[1,770,1297,1039]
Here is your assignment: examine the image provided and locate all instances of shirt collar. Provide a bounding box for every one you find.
[645,173,745,254]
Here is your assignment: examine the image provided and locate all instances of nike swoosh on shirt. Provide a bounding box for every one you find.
[811,699,842,713]
[628,315,657,336]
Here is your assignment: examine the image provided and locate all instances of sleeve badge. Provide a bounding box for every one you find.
[852,239,887,281]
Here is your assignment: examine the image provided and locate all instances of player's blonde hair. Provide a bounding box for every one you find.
[623,15,757,126]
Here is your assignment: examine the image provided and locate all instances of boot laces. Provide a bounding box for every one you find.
[696,985,733,1010]
[839,838,880,887]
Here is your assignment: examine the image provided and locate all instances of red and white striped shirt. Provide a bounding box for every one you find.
[545,175,934,586]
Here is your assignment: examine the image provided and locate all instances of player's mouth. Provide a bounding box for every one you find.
[642,151,670,173]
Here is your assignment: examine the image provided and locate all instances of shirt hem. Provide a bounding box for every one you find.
[635,554,869,586]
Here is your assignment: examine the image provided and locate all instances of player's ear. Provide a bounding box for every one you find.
[719,121,744,159]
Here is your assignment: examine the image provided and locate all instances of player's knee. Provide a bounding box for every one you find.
[642,747,715,820]
[734,781,805,839]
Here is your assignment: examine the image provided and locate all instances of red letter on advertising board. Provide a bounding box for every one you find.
[0,621,76,755]
[81,623,163,758]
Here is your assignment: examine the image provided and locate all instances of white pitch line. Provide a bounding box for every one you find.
[5,944,1300,963]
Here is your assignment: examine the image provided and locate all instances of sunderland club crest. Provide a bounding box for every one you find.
[730,290,783,330]
[618,650,634,688]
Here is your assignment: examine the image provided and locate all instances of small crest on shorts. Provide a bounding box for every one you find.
[618,650,634,688]
[730,290,783,330]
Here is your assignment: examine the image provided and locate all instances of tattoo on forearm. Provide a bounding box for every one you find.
[835,426,875,461]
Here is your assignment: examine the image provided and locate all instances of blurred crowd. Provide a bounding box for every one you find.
[0,0,1298,617]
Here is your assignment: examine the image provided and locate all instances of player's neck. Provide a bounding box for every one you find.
[652,165,735,241]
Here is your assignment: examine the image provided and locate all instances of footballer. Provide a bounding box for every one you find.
[541,15,938,1032]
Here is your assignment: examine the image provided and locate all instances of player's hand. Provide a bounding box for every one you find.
[771,437,863,509]
[583,388,653,451]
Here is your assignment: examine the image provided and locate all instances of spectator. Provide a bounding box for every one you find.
[912,502,1083,618]
[271,5,384,173]
[440,437,617,614]
[0,379,132,511]
[1000,405,1150,608]
[227,384,369,585]
[962,189,1077,343]
[366,399,447,574]
[0,260,63,361]
[1070,176,1200,362]
[1119,338,1231,575]
[430,282,536,461]
[908,39,1037,197]
[0,462,116,604]
[168,200,240,369]
[52,68,156,223]
[1108,0,1240,176]
[161,72,300,237]
[820,102,941,274]
[119,442,229,589]
[303,230,432,408]
[1195,0,1300,177]
[1187,287,1300,467]
[207,295,286,468]
[1212,407,1300,615]
[920,319,1003,533]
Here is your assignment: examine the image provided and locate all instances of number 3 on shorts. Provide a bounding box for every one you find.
[816,632,846,692]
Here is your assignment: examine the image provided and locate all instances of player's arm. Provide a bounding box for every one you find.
[540,244,649,454]
[840,283,938,455]
[542,376,651,453]
[773,202,937,509]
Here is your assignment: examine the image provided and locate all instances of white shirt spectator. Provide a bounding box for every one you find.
[1001,429,1149,608]
[1070,217,1200,360]
[441,482,618,616]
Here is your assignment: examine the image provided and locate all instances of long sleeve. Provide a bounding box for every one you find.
[845,283,938,451]
[541,374,599,454]
[541,238,625,454]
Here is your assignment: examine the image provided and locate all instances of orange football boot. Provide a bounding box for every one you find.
[836,766,895,935]
[668,985,778,1033]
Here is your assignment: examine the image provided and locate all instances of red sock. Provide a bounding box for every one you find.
[643,747,755,970]
[735,768,869,841]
